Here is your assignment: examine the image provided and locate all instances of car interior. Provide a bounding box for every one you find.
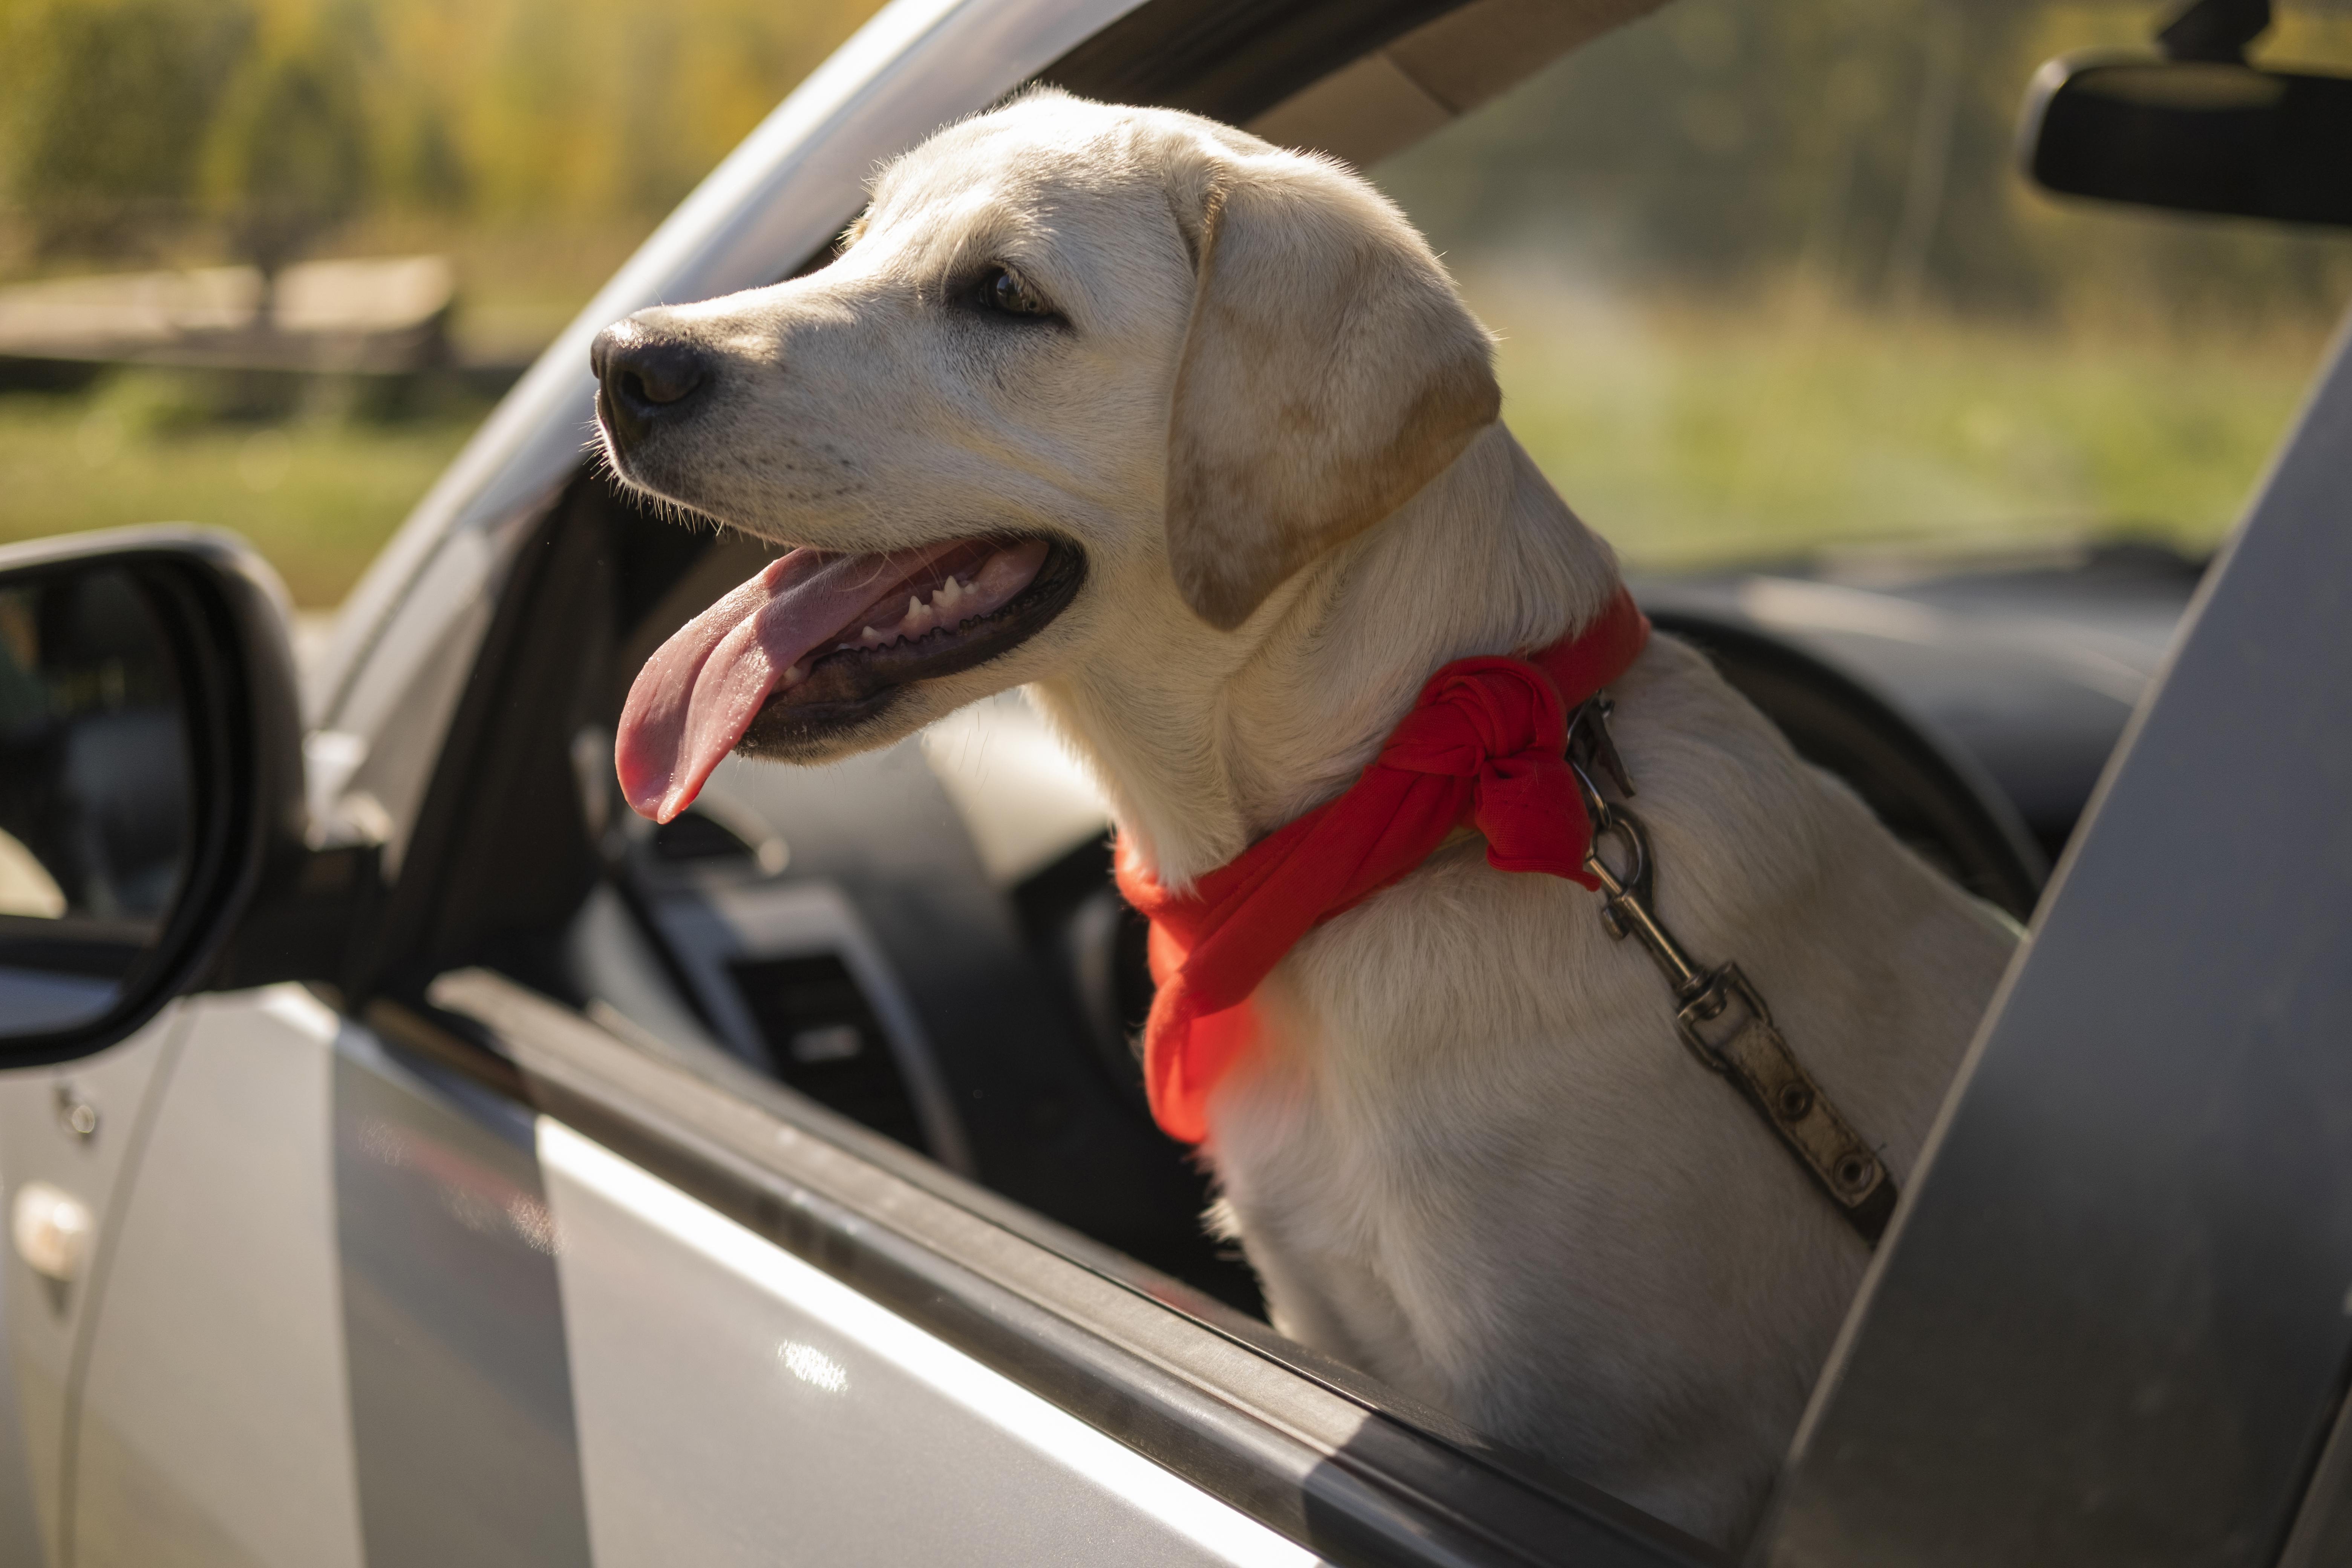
[382,427,2070,1326]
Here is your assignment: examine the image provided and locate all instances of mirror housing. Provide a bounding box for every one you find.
[2022,0,2352,228]
[2023,0,2352,232]
[2022,53,2352,228]
[0,528,307,1063]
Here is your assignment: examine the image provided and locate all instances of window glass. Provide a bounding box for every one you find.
[1375,0,2352,572]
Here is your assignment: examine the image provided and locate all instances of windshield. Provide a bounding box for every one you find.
[1374,0,2352,574]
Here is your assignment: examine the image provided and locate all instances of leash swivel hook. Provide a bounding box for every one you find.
[1563,696,1900,1246]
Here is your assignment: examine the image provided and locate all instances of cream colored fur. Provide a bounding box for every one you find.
[600,90,2018,1548]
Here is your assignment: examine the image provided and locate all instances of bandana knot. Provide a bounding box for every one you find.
[1113,588,1650,1143]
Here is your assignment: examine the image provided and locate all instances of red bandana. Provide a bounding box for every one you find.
[1113,588,1651,1143]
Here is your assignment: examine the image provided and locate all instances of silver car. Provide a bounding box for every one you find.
[2,0,2348,1563]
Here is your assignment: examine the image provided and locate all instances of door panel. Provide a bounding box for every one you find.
[64,982,597,1568]
[332,1032,592,1568]
[0,1008,184,1567]
[37,967,1708,1568]
[70,987,362,1568]
[436,968,1717,1568]
[538,1118,1323,1567]
[0,1296,45,1568]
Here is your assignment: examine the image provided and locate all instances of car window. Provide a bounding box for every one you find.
[1373,0,2352,576]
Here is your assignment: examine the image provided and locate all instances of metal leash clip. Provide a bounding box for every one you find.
[1565,698,1899,1246]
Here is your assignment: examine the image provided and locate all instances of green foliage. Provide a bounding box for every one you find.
[1371,0,2352,565]
[3,0,2345,610]
[1380,0,2352,324]
[1461,275,2327,568]
[0,376,485,605]
[203,19,373,277]
[0,0,880,265]
[2,0,254,254]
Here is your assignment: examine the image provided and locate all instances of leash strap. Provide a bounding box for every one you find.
[1567,698,1899,1246]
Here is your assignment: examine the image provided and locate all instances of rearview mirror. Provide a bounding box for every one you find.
[0,530,303,1060]
[2021,53,2352,228]
[2021,0,2352,227]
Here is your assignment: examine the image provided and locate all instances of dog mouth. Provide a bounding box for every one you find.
[616,535,1083,822]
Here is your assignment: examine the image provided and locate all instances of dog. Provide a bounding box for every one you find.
[590,89,2018,1548]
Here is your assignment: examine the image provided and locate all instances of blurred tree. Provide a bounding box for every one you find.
[15,0,2326,338]
[383,0,878,221]
[2,0,253,256]
[0,0,879,271]
[202,13,372,312]
[393,97,470,214]
[1378,0,2352,327]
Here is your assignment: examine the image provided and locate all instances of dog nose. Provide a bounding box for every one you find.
[592,321,711,451]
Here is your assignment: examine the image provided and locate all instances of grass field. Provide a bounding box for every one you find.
[0,218,640,607]
[0,375,487,606]
[1466,270,2337,572]
[0,280,2336,607]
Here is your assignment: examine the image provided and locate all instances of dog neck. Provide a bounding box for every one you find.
[1034,424,1626,888]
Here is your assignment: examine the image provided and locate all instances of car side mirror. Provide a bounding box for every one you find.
[2020,0,2352,228]
[0,529,305,1061]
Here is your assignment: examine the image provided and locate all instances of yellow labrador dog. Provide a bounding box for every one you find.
[592,90,2015,1547]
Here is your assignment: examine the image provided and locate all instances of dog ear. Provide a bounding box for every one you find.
[1164,158,1501,631]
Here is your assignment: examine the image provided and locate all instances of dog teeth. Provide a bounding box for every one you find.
[839,574,987,659]
[779,661,807,688]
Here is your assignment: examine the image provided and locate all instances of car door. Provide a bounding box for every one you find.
[40,973,1335,1568]
[18,973,1695,1567]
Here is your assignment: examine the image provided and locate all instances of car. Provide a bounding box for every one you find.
[2,0,2348,1563]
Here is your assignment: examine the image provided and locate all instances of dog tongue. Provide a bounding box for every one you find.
[616,543,969,823]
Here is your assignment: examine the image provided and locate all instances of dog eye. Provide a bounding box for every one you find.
[977,265,1052,318]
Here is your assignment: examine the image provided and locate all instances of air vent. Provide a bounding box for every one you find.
[724,954,927,1153]
[651,811,754,862]
[649,805,789,874]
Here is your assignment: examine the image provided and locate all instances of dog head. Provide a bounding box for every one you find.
[595,90,1498,823]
